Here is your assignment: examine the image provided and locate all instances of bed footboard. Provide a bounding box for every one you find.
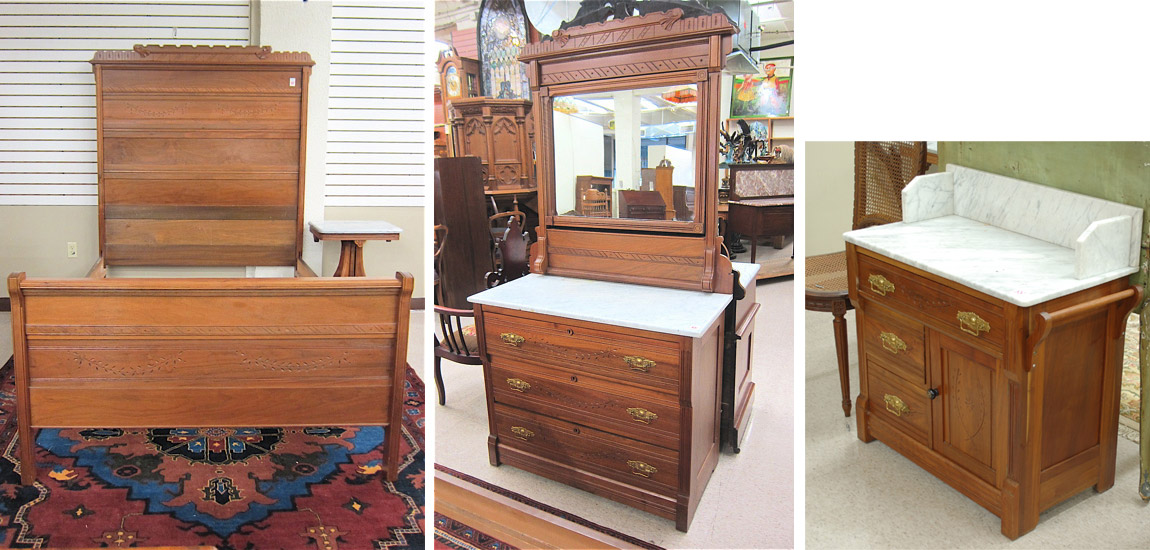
[8,272,413,484]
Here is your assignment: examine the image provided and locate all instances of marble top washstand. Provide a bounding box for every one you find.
[844,165,1142,307]
[469,262,761,338]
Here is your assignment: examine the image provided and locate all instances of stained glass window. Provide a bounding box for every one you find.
[478,0,530,99]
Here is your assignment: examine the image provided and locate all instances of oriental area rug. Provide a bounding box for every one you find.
[0,357,425,549]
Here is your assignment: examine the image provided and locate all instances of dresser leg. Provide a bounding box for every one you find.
[999,479,1038,540]
[855,396,873,442]
[487,435,501,466]
[832,306,851,417]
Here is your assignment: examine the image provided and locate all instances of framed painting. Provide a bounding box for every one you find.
[730,56,793,118]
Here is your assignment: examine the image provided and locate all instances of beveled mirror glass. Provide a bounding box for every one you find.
[551,83,698,222]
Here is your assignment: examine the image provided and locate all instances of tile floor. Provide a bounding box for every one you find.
[805,309,1150,548]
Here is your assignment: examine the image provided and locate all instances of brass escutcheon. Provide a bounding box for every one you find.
[506,378,531,392]
[626,407,658,424]
[883,394,910,417]
[510,426,534,441]
[623,355,656,372]
[869,274,895,296]
[627,460,657,477]
[500,333,525,347]
[956,311,990,336]
[880,331,907,355]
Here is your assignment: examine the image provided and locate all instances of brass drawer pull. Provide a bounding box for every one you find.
[957,311,991,336]
[879,331,907,355]
[627,460,657,478]
[500,333,525,347]
[506,378,530,392]
[883,394,910,417]
[627,407,658,424]
[869,274,895,296]
[623,355,656,372]
[510,426,534,441]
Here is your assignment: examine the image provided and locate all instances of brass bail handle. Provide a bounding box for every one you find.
[883,394,909,417]
[623,356,656,372]
[869,274,895,296]
[957,311,990,336]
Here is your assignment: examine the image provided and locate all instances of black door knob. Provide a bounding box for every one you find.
[927,388,940,400]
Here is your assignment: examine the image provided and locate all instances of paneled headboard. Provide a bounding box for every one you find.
[90,45,314,266]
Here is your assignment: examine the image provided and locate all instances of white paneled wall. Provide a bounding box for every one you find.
[0,1,250,205]
[326,1,426,207]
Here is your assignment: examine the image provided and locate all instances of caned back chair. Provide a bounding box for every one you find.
[805,141,928,416]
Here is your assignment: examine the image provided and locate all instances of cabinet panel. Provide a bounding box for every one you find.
[931,332,999,485]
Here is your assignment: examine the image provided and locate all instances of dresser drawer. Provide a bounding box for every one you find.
[861,302,927,386]
[482,310,681,394]
[493,403,679,495]
[490,361,680,450]
[857,254,1005,349]
[865,358,931,447]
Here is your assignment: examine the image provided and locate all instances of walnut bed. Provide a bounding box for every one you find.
[7,46,413,485]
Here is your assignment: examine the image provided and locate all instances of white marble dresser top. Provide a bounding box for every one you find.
[844,215,1138,307]
[469,271,749,338]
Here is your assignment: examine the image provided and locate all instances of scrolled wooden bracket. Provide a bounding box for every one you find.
[1024,285,1143,371]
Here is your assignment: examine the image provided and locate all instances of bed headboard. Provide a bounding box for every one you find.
[90,45,314,267]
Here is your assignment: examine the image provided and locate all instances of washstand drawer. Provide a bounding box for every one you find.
[861,302,927,386]
[857,254,1005,349]
[490,362,680,450]
[493,403,679,495]
[482,310,681,393]
[865,358,932,447]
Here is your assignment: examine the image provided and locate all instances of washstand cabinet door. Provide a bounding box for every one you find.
[930,332,1001,486]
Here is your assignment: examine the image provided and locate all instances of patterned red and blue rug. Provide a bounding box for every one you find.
[0,357,424,549]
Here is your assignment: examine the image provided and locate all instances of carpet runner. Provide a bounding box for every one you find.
[432,464,661,550]
[0,357,424,549]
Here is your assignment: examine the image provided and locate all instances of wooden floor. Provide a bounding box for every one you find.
[434,469,646,550]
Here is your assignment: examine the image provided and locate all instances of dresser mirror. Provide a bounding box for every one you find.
[552,83,698,223]
[520,8,735,292]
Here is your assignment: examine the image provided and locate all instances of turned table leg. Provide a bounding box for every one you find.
[833,300,852,417]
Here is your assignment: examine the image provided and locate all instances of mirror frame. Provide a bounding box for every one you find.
[520,8,737,292]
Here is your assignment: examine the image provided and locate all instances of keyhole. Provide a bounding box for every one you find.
[572,427,580,434]
[570,375,578,383]
[566,328,574,336]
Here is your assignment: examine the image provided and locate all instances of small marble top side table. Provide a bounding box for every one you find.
[309,221,402,277]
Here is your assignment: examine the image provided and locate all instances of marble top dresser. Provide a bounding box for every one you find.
[845,165,1142,539]
[469,263,759,531]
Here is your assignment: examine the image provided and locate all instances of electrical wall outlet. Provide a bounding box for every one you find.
[67,242,78,258]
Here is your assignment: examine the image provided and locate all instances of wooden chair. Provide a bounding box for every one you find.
[486,213,530,287]
[804,141,926,416]
[432,224,483,406]
[580,188,610,217]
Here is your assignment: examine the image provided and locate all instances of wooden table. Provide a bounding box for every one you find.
[726,196,794,263]
[309,220,402,277]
